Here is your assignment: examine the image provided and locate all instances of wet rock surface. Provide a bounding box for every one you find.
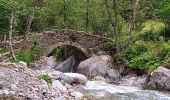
[144,66,170,91]
[77,55,120,82]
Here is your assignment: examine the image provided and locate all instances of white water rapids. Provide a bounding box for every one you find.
[74,81,170,100]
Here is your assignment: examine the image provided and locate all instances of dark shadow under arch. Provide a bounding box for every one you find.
[47,45,88,72]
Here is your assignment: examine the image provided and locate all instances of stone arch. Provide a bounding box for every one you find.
[45,41,90,58]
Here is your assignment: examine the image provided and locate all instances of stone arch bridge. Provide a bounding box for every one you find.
[0,29,114,57]
[41,29,113,57]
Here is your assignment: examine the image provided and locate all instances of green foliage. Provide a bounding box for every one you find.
[104,42,115,52]
[16,39,44,65]
[68,33,77,42]
[16,49,32,65]
[53,46,65,60]
[121,41,170,73]
[119,20,170,73]
[37,75,52,85]
[137,21,165,41]
[0,47,9,53]
[104,41,115,55]
[163,58,170,69]
[123,44,148,60]
[0,0,169,75]
[30,41,44,61]
[162,41,170,68]
[129,51,160,72]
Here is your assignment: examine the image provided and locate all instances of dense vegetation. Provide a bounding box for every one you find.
[0,0,170,73]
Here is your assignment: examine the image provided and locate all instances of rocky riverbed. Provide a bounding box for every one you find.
[0,55,169,100]
[0,62,81,100]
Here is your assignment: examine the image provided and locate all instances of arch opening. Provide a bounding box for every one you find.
[48,45,88,72]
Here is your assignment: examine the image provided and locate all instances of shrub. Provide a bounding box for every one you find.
[129,51,152,70]
[104,41,115,55]
[16,39,44,65]
[123,43,148,60]
[0,47,9,53]
[16,49,32,65]
[37,74,52,85]
[30,41,44,61]
[119,21,168,73]
[163,58,170,69]
[121,41,170,73]
[136,20,165,41]
[162,41,170,68]
[53,46,65,60]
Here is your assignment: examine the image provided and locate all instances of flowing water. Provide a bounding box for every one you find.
[74,81,170,100]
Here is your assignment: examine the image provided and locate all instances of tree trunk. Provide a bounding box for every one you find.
[63,0,67,27]
[132,0,139,31]
[113,0,120,53]
[85,0,90,32]
[9,10,16,61]
[3,34,7,47]
[26,7,36,35]
[104,0,120,53]
[127,0,139,45]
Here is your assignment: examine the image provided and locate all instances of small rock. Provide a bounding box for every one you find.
[14,68,19,72]
[55,96,68,100]
[2,90,9,96]
[18,93,25,97]
[52,80,67,91]
[133,76,146,88]
[39,84,49,93]
[46,56,57,68]
[9,91,15,95]
[0,90,3,95]
[92,76,107,82]
[119,76,136,86]
[10,84,17,91]
[107,69,120,82]
[18,61,27,68]
[65,83,73,89]
[71,91,84,99]
[27,93,41,100]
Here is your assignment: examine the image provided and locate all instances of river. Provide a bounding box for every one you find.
[74,81,170,100]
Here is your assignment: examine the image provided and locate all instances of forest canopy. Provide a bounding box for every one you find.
[0,0,170,73]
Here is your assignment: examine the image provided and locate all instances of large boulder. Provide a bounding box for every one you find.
[55,56,76,72]
[144,66,170,91]
[31,56,57,69]
[64,73,87,84]
[77,55,120,82]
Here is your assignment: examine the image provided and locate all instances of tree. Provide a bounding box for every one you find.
[159,0,170,35]
[9,10,16,60]
[104,0,120,53]
[85,0,90,32]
